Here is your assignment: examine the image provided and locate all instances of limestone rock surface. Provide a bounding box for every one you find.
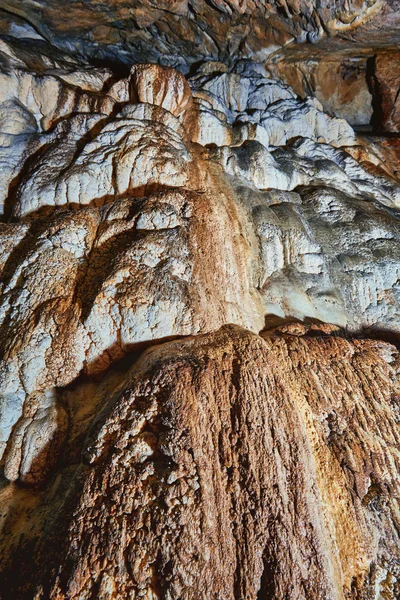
[0,51,399,480]
[267,47,374,128]
[0,325,399,599]
[0,19,399,599]
[0,0,394,70]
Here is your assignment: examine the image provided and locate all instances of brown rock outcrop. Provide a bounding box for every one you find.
[267,45,400,133]
[0,325,398,598]
[368,51,400,132]
[267,48,374,128]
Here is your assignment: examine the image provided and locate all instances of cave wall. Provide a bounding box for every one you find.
[0,2,399,599]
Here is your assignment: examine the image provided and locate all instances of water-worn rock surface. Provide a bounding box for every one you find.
[0,3,399,598]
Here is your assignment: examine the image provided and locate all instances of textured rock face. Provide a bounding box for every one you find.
[0,0,393,70]
[0,5,399,597]
[267,45,400,134]
[369,51,400,132]
[0,325,399,599]
[267,48,374,128]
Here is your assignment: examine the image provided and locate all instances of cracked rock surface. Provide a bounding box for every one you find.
[0,11,399,599]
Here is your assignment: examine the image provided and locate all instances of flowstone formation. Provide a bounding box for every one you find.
[0,3,399,598]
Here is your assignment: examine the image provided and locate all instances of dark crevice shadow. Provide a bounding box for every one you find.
[89,56,131,80]
[366,55,385,134]
[81,333,188,383]
[357,326,400,350]
[256,547,277,600]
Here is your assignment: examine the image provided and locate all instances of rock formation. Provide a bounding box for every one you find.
[1,324,399,599]
[0,0,393,70]
[0,2,399,599]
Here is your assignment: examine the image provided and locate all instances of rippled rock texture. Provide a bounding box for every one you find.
[0,8,399,598]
